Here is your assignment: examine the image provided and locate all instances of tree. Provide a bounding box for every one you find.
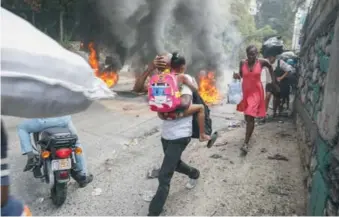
[229,0,277,60]
[1,0,37,22]
[24,0,41,12]
[38,0,75,42]
[255,0,307,48]
[4,0,76,42]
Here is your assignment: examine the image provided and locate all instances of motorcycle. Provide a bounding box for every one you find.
[31,127,81,207]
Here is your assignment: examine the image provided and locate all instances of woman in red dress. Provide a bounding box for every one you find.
[233,45,276,154]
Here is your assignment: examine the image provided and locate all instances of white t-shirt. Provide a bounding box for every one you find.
[263,59,292,83]
[161,74,196,140]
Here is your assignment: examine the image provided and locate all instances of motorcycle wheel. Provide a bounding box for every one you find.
[51,181,67,207]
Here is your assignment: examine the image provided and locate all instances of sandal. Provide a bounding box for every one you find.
[240,143,249,154]
[207,131,218,148]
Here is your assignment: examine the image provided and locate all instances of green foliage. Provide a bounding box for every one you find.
[1,0,34,13]
[3,0,77,47]
[255,0,306,49]
[230,0,257,36]
[230,0,277,59]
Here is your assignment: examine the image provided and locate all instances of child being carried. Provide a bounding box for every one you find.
[148,52,211,142]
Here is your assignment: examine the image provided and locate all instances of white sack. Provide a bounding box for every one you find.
[1,8,115,118]
[227,80,242,104]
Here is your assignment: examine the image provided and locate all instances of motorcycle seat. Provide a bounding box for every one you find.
[40,127,72,137]
[38,127,77,146]
[39,127,74,141]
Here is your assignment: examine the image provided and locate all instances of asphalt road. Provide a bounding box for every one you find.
[3,91,242,215]
[3,85,306,215]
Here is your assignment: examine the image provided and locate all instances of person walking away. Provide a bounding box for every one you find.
[265,53,292,116]
[17,116,93,187]
[148,56,200,216]
[233,45,275,154]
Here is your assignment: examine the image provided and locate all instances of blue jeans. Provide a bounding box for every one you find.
[1,196,24,216]
[17,116,88,175]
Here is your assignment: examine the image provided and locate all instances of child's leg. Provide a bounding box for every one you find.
[181,104,211,142]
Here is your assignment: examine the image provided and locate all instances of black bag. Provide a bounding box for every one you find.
[261,36,284,58]
[191,91,212,138]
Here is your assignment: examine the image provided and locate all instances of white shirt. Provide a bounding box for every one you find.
[263,59,292,83]
[161,74,196,140]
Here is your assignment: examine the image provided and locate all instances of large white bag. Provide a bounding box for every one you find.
[1,8,115,118]
[227,80,242,104]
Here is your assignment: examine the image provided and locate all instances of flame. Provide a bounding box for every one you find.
[198,71,221,104]
[100,70,119,88]
[88,42,119,88]
[88,42,99,75]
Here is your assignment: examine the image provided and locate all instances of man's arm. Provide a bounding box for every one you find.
[278,60,291,81]
[157,94,192,120]
[132,63,155,92]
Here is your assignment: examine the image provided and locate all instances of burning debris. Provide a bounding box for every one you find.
[87,42,119,88]
[198,71,221,104]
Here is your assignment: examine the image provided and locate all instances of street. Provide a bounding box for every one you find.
[3,81,306,216]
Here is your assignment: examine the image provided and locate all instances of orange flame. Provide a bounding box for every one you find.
[88,42,119,88]
[198,71,221,104]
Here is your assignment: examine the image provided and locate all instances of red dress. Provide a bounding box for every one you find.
[237,60,266,117]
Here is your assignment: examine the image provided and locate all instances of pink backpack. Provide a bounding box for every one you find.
[148,70,181,113]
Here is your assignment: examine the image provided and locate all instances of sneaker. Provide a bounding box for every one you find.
[71,171,94,188]
[185,170,200,189]
[78,174,93,188]
[240,143,249,155]
[142,190,156,202]
[207,132,218,148]
[185,178,198,189]
[23,157,37,172]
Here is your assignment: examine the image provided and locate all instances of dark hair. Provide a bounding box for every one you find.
[246,45,257,53]
[171,52,186,69]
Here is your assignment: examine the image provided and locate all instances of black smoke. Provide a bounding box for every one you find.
[76,0,240,76]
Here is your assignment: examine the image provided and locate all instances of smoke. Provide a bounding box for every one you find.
[80,0,242,81]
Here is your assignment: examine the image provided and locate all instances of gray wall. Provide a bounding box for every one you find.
[295,0,339,215]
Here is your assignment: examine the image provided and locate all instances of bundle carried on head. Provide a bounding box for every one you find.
[261,36,284,58]
[280,51,297,61]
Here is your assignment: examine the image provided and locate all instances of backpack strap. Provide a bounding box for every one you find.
[277,59,281,71]
[273,59,282,77]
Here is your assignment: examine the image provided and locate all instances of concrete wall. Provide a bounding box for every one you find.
[295,0,339,216]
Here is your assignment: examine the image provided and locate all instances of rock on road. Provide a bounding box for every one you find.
[3,93,306,215]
